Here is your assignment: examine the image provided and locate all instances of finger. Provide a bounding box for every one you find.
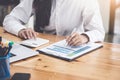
[21,32,27,39]
[29,30,34,39]
[25,30,31,39]
[36,32,39,35]
[65,36,69,43]
[27,29,37,39]
[32,31,37,39]
[65,36,69,40]
[66,36,70,42]
[35,32,39,37]
[73,38,82,46]
[68,35,78,46]
[66,33,76,43]
[66,33,74,42]
[73,34,89,46]
[71,34,83,46]
[75,41,83,46]
[67,34,78,46]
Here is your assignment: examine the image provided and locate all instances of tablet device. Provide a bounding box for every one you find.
[37,40,103,61]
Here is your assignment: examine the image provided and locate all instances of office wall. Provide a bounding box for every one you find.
[98,0,110,33]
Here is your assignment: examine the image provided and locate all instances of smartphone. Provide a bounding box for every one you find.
[11,73,31,80]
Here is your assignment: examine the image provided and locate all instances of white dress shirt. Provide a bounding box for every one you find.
[3,0,105,42]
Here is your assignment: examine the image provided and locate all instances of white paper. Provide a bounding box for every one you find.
[20,38,49,47]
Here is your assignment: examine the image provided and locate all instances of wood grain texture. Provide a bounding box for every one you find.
[1,27,120,80]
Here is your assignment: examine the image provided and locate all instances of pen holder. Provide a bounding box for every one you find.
[0,54,10,80]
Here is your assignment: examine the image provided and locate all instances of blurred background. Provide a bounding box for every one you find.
[0,0,120,44]
[98,0,120,44]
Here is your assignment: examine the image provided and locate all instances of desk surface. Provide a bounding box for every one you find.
[1,27,120,80]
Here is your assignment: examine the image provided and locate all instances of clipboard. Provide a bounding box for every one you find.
[37,40,103,61]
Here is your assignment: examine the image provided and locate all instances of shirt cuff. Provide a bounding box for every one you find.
[13,25,26,36]
[81,31,97,43]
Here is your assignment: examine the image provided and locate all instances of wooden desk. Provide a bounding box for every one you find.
[1,27,120,80]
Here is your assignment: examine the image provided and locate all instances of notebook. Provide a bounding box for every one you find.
[37,40,103,61]
[10,43,39,63]
[20,38,49,48]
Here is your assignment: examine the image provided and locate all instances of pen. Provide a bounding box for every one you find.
[0,40,14,57]
[2,47,8,56]
[4,41,14,56]
[65,28,77,47]
[0,36,3,46]
[71,28,77,37]
[0,37,3,57]
[0,36,2,44]
[0,41,8,57]
[0,46,3,57]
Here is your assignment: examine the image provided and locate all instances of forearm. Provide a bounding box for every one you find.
[3,0,33,36]
[83,30,105,43]
[82,0,105,42]
[3,15,26,36]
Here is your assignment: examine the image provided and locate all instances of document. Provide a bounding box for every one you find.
[20,38,49,48]
[37,40,103,61]
[1,38,39,63]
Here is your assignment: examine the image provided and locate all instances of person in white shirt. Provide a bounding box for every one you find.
[3,0,105,46]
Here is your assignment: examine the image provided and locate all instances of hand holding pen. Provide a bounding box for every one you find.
[66,28,89,46]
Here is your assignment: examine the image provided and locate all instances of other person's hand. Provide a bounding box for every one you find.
[18,28,38,39]
[66,32,89,46]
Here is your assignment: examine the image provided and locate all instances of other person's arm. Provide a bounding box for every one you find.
[3,0,37,39]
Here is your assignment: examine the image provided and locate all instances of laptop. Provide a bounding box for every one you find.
[9,43,39,63]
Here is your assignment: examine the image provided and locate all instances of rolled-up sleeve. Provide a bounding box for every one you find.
[82,0,105,42]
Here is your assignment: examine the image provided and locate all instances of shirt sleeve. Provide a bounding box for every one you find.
[3,0,34,36]
[82,0,105,42]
